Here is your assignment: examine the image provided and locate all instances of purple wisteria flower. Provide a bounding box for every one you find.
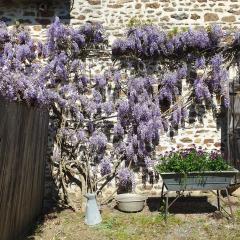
[46,17,105,56]
[195,56,206,69]
[71,59,80,72]
[112,24,225,61]
[3,42,14,61]
[16,44,31,62]
[209,25,225,44]
[100,157,112,176]
[46,17,69,54]
[80,22,104,43]
[117,100,130,117]
[93,90,102,103]
[171,106,186,126]
[211,54,223,71]
[94,75,107,88]
[0,21,9,44]
[144,156,155,168]
[177,65,188,79]
[78,75,89,87]
[113,123,124,136]
[117,167,135,189]
[194,77,211,101]
[70,28,85,49]
[102,101,114,115]
[89,131,108,152]
[113,71,121,88]
[17,30,30,44]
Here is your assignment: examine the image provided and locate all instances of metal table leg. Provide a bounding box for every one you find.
[161,186,235,222]
[210,189,235,221]
[165,192,168,222]
[217,190,220,211]
[161,183,165,198]
[163,191,183,222]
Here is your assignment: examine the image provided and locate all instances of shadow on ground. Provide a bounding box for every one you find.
[146,196,217,214]
[23,205,68,240]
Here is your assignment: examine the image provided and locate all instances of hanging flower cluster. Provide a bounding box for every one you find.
[117,167,135,189]
[109,23,232,189]
[0,22,52,105]
[112,25,224,59]
[45,17,106,58]
[112,24,230,108]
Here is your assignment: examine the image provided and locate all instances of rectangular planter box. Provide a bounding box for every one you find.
[161,170,239,191]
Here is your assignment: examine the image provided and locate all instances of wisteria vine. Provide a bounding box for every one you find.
[0,18,239,209]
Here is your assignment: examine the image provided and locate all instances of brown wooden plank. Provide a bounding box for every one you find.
[0,101,49,240]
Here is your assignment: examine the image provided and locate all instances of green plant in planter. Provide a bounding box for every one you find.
[155,148,231,175]
[155,148,234,188]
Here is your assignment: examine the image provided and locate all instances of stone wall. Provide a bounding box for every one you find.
[0,0,70,40]
[70,0,240,43]
[1,0,240,41]
[0,0,238,208]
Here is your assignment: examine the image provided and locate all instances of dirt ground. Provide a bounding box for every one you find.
[27,189,240,240]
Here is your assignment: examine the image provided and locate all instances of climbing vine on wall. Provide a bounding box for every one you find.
[0,17,240,209]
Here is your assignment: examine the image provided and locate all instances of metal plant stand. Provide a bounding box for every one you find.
[161,183,235,222]
[159,170,238,222]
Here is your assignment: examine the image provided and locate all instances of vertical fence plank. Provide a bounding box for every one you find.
[0,101,49,240]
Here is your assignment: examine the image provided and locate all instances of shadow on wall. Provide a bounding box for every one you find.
[0,0,71,25]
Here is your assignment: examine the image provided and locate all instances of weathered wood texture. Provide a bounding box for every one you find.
[0,101,49,240]
[226,92,240,170]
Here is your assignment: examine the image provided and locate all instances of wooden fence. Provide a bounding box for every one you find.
[0,101,49,240]
[224,84,240,170]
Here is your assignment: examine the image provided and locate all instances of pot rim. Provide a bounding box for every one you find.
[160,169,239,175]
[115,193,147,202]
